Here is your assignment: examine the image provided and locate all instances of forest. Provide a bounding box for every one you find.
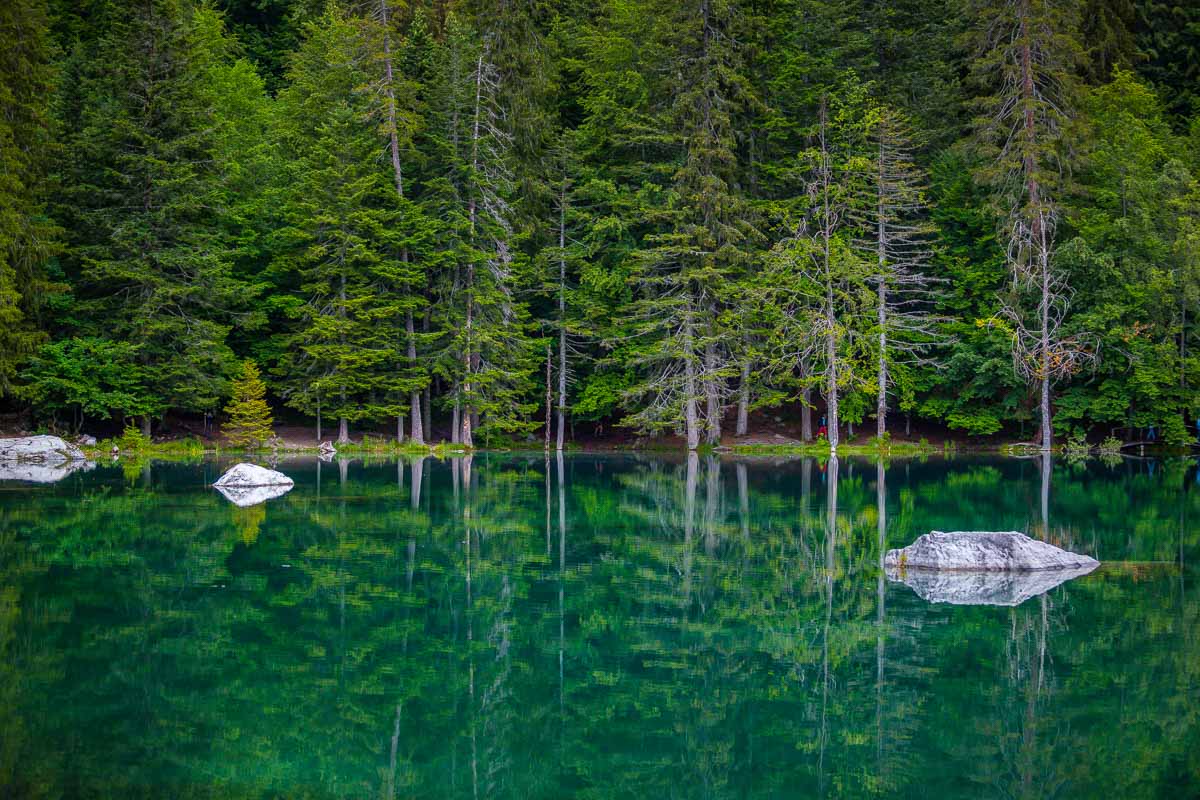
[2,0,1199,450]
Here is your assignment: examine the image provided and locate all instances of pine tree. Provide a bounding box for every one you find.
[272,9,428,444]
[619,0,758,449]
[852,105,943,438]
[970,0,1093,450]
[763,91,873,453]
[424,16,538,446]
[0,0,59,395]
[224,360,274,448]
[60,0,254,435]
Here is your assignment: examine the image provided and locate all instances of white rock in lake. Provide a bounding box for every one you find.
[214,463,294,488]
[215,482,293,507]
[887,563,1098,606]
[0,435,87,463]
[884,531,1098,572]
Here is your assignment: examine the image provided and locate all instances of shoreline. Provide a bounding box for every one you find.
[74,437,1189,461]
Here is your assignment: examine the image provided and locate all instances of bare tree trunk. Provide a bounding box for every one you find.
[451,394,461,445]
[735,360,750,437]
[819,98,839,454]
[801,360,813,442]
[141,415,152,439]
[556,182,568,452]
[408,313,424,445]
[877,276,888,440]
[684,311,700,450]
[458,55,488,450]
[544,342,553,449]
[461,262,474,448]
[338,415,349,445]
[1040,261,1052,451]
[704,340,721,445]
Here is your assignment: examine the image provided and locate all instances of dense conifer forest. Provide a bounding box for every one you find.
[2,0,1199,450]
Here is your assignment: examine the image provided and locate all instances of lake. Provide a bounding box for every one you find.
[1,453,1197,798]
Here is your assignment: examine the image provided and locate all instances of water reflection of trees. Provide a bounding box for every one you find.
[0,455,1196,798]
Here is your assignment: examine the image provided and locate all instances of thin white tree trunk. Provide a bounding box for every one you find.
[408,312,424,444]
[705,340,721,445]
[735,361,749,437]
[556,183,568,452]
[876,141,889,440]
[684,312,700,450]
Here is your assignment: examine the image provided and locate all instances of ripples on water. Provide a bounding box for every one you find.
[1,453,1197,798]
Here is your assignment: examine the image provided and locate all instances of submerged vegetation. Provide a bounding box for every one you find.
[2,0,1200,452]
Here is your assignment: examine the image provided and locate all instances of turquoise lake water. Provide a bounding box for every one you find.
[0,453,1197,798]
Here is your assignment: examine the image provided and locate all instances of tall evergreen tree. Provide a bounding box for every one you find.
[619,0,757,448]
[60,0,254,435]
[852,105,942,438]
[424,16,538,446]
[969,0,1092,450]
[0,0,58,395]
[272,9,427,443]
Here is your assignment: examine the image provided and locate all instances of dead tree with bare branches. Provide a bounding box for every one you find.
[969,0,1090,450]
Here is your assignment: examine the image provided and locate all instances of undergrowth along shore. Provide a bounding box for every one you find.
[73,426,1195,461]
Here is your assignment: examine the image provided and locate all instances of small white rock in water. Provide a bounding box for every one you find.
[884,531,1098,572]
[0,435,87,463]
[214,463,294,488]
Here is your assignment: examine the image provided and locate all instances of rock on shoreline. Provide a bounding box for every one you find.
[884,531,1098,572]
[0,435,87,464]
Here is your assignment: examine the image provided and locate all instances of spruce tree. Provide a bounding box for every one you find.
[60,0,254,435]
[424,16,538,446]
[618,0,758,448]
[0,0,58,395]
[852,105,943,438]
[223,360,274,449]
[272,9,428,444]
[969,0,1092,450]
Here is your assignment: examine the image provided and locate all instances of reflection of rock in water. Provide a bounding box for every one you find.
[0,460,95,484]
[887,562,1098,606]
[215,483,293,508]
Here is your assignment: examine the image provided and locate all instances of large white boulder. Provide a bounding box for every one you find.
[213,463,294,488]
[884,531,1098,572]
[887,563,1098,606]
[0,435,87,463]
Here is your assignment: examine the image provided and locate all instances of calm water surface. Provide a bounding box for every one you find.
[1,453,1197,798]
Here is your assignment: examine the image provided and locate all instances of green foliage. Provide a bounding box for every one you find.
[117,424,150,453]
[0,0,1198,451]
[0,0,59,395]
[223,360,274,449]
[19,337,156,428]
[56,0,255,418]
